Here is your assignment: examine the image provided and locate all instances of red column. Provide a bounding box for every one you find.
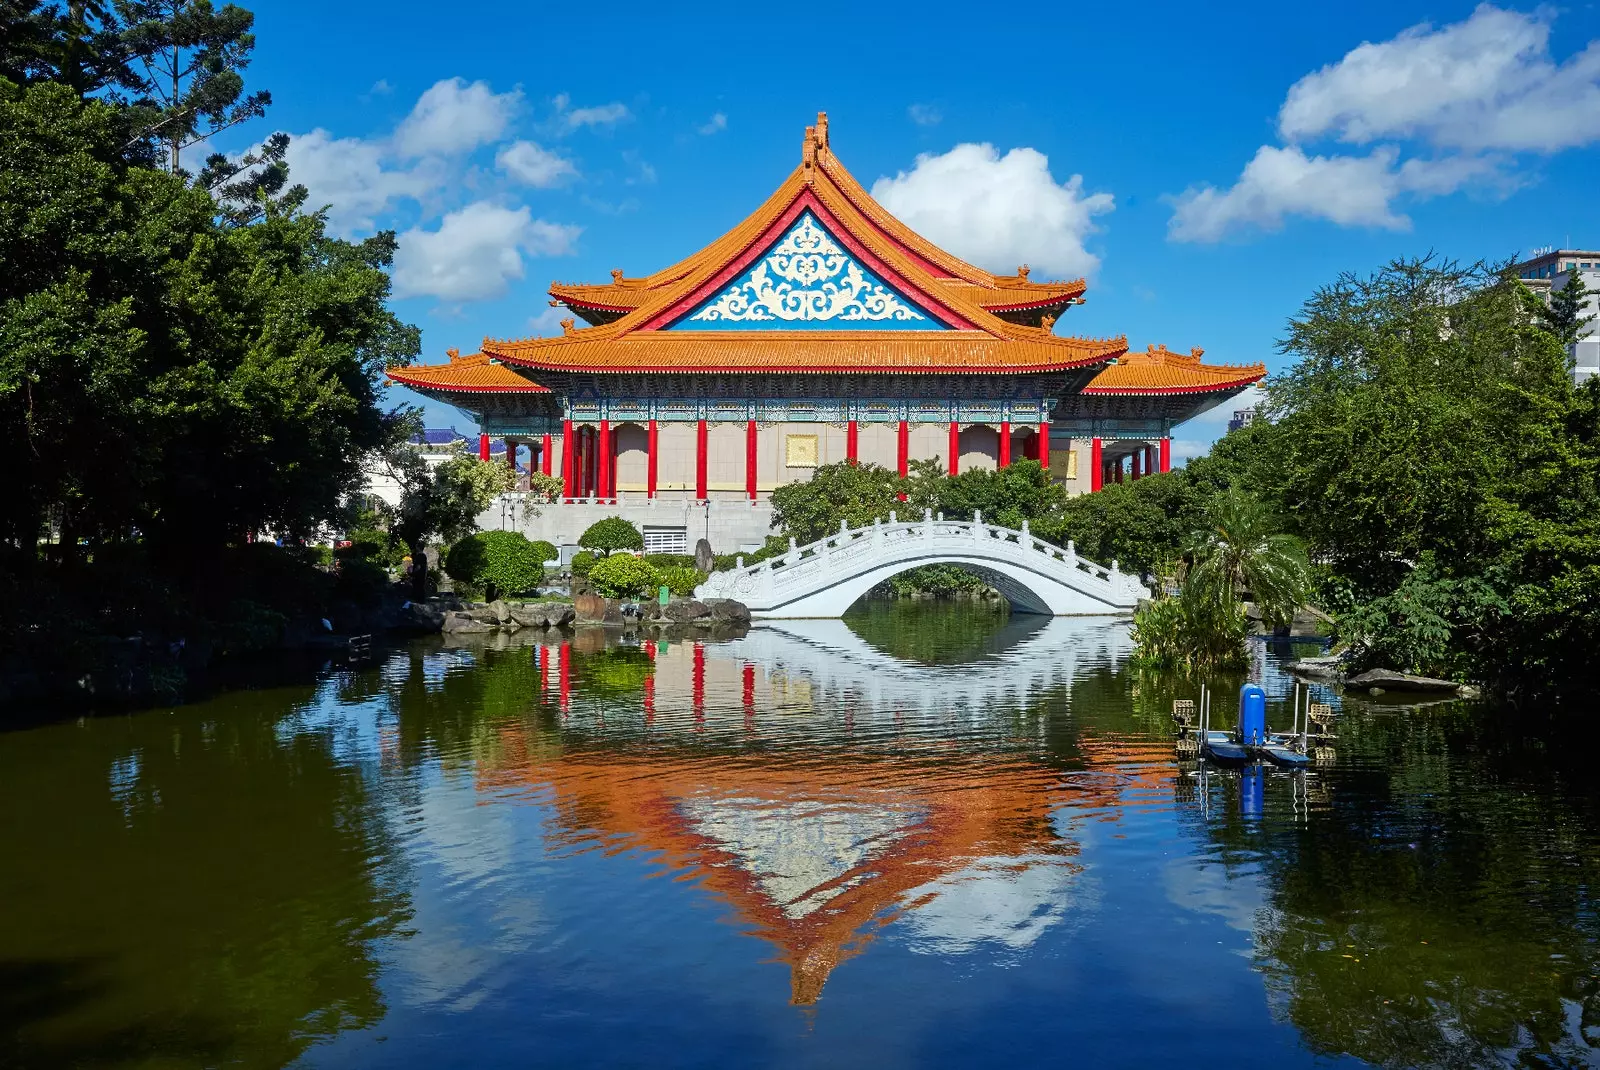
[1090,436,1103,492]
[541,433,552,476]
[1160,437,1172,473]
[998,421,1012,468]
[948,422,959,476]
[1114,453,1124,483]
[646,419,658,498]
[1132,450,1142,480]
[561,420,575,498]
[597,420,612,501]
[586,428,598,497]
[478,433,490,461]
[1039,419,1050,471]
[897,420,909,478]
[846,420,858,465]
[746,419,758,500]
[695,419,708,500]
[506,439,519,484]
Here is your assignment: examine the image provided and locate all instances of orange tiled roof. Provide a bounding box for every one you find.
[386,349,549,393]
[1083,345,1266,394]
[477,113,1118,377]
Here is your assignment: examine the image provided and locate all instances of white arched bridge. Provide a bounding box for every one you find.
[695,511,1150,618]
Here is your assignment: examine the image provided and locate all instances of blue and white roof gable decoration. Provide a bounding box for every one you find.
[670,211,946,331]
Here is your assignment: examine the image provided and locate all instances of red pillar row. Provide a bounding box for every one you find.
[647,419,658,498]
[695,419,708,500]
[561,420,575,498]
[1090,436,1103,492]
[746,419,758,500]
[948,421,959,476]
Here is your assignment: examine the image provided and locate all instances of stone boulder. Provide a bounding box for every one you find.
[574,593,608,624]
[396,602,445,634]
[663,599,712,623]
[441,611,491,634]
[1344,669,1462,693]
[694,538,715,573]
[705,598,752,624]
[509,601,575,629]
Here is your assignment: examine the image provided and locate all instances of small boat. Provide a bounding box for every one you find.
[1201,730,1250,764]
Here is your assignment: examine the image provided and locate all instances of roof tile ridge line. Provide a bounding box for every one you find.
[588,170,816,338]
[815,152,992,286]
[543,164,811,303]
[802,181,1024,340]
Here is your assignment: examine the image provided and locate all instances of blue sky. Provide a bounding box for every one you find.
[237,0,1600,457]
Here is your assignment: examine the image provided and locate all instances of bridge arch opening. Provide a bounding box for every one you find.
[847,561,1052,616]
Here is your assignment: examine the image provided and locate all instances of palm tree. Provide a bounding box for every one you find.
[1186,490,1309,626]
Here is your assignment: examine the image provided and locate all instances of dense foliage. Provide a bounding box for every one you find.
[444,531,544,601]
[578,516,643,555]
[586,554,660,599]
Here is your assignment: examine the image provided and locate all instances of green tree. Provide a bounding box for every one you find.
[1186,489,1309,627]
[444,529,543,602]
[770,461,904,543]
[387,450,513,598]
[578,516,642,555]
[586,553,660,598]
[117,0,269,173]
[1538,269,1596,349]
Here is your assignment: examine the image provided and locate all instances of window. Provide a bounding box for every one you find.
[643,526,687,555]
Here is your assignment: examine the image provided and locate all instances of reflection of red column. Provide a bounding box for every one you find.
[743,663,756,730]
[1040,419,1050,470]
[646,419,658,498]
[692,643,705,729]
[541,433,552,476]
[561,420,575,498]
[695,420,708,501]
[1090,436,1103,492]
[746,419,757,501]
[539,643,550,695]
[558,642,571,712]
[1160,437,1172,473]
[998,421,1011,468]
[597,420,611,501]
[846,420,858,465]
[948,422,959,476]
[643,641,656,723]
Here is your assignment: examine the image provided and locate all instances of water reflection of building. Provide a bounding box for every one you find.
[468,619,1186,1003]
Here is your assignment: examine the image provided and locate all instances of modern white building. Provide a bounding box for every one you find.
[1514,249,1600,385]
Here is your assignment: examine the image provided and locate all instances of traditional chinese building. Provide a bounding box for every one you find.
[387,114,1263,552]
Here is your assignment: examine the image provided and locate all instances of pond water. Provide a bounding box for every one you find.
[3,604,1598,1069]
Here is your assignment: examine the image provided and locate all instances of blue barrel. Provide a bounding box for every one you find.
[1238,683,1267,745]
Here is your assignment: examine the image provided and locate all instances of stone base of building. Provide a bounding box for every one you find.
[476,495,776,558]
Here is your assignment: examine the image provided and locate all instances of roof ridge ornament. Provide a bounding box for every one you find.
[801,112,829,177]
[446,346,461,362]
[611,268,624,284]
[561,317,576,336]
[1017,264,1030,279]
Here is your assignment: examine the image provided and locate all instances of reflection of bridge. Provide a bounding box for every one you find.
[727,617,1133,718]
[696,512,1150,617]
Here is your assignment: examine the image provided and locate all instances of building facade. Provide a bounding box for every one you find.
[387,115,1264,551]
[1514,248,1600,385]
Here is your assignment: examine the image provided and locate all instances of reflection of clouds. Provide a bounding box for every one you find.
[1163,860,1268,936]
[681,795,922,918]
[902,855,1088,955]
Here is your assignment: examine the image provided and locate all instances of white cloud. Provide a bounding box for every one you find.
[553,94,630,132]
[495,140,577,187]
[697,112,727,135]
[392,203,580,302]
[367,79,393,96]
[394,77,521,158]
[286,128,442,236]
[871,143,1113,277]
[1279,5,1600,152]
[1167,4,1577,241]
[908,103,942,126]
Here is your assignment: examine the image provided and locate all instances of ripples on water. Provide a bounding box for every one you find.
[3,603,1599,1069]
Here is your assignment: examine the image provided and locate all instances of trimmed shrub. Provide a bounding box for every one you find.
[528,540,558,566]
[579,516,643,555]
[588,554,662,598]
[656,565,705,597]
[445,531,545,601]
[644,553,697,569]
[570,550,598,578]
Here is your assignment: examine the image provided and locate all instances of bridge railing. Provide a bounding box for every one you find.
[702,509,1147,605]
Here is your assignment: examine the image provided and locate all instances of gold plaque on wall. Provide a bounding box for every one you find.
[785,434,819,467]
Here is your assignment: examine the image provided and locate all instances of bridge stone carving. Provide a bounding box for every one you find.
[695,510,1150,618]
